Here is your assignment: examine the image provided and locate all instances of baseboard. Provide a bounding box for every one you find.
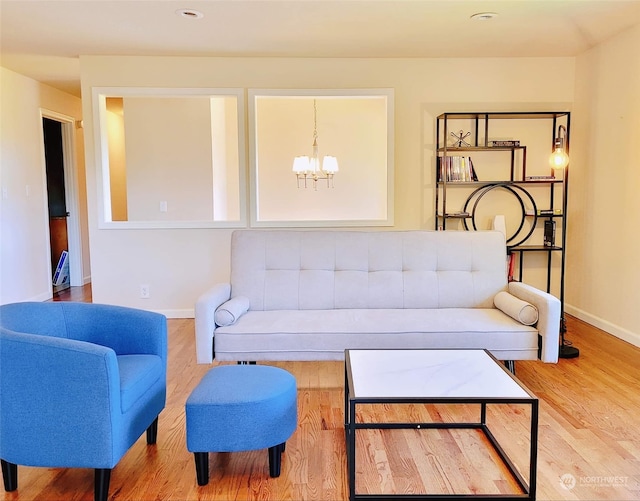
[565,303,640,348]
[156,308,194,319]
[28,291,54,302]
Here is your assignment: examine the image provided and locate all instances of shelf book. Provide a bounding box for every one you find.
[490,140,521,147]
[437,156,478,182]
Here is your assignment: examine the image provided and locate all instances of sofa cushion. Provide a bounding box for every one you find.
[494,291,538,325]
[215,296,250,326]
[214,308,538,361]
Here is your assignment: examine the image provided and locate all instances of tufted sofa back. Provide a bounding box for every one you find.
[230,230,508,311]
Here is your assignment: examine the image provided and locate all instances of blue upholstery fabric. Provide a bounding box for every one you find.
[0,302,167,470]
[186,365,297,453]
[117,354,164,413]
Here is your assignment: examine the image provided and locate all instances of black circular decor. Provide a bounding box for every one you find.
[462,183,538,248]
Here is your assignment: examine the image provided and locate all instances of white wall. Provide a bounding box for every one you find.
[80,55,574,316]
[106,107,128,221]
[123,97,214,221]
[566,23,640,347]
[0,67,90,304]
[211,96,241,221]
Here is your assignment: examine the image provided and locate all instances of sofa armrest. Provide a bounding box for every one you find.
[508,281,561,362]
[195,283,231,364]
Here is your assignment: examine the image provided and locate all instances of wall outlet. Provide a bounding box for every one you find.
[139,284,150,299]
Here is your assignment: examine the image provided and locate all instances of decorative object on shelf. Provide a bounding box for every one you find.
[450,129,471,147]
[490,140,521,147]
[549,124,569,170]
[544,220,556,247]
[492,214,507,237]
[292,99,339,189]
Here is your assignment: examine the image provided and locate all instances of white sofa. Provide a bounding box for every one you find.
[195,230,560,365]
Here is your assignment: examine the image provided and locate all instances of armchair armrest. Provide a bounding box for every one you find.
[195,283,231,364]
[508,281,561,362]
[0,329,122,467]
[0,302,166,362]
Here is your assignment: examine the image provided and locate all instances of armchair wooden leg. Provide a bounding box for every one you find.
[1,459,17,492]
[94,468,111,501]
[146,416,159,445]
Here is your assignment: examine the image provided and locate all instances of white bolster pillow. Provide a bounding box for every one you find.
[214,296,250,326]
[494,291,539,325]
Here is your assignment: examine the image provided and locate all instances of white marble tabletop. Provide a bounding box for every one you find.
[347,349,533,400]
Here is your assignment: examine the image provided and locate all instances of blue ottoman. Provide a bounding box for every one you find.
[186,365,297,485]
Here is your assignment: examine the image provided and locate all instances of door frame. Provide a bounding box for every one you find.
[40,109,84,288]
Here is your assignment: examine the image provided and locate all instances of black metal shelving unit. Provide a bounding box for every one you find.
[435,111,576,356]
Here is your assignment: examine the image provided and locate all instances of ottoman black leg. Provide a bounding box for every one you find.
[268,442,285,477]
[1,460,17,491]
[95,468,111,501]
[194,452,209,486]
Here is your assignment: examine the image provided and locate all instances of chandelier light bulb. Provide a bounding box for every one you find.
[322,156,339,174]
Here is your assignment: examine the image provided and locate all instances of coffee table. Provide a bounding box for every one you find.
[344,349,538,500]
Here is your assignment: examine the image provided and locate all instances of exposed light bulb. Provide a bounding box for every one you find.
[549,124,569,170]
[549,147,569,170]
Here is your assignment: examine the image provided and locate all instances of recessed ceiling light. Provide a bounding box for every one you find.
[176,9,204,19]
[470,12,498,21]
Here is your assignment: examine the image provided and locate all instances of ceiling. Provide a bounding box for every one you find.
[2,0,640,97]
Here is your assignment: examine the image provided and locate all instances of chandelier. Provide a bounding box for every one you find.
[292,99,339,189]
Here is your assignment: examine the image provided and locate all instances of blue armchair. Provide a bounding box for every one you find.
[0,301,167,501]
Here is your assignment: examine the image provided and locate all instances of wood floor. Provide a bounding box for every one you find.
[4,291,640,500]
[50,283,92,303]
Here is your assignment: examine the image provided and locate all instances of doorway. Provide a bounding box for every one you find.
[43,117,70,292]
[40,111,84,293]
